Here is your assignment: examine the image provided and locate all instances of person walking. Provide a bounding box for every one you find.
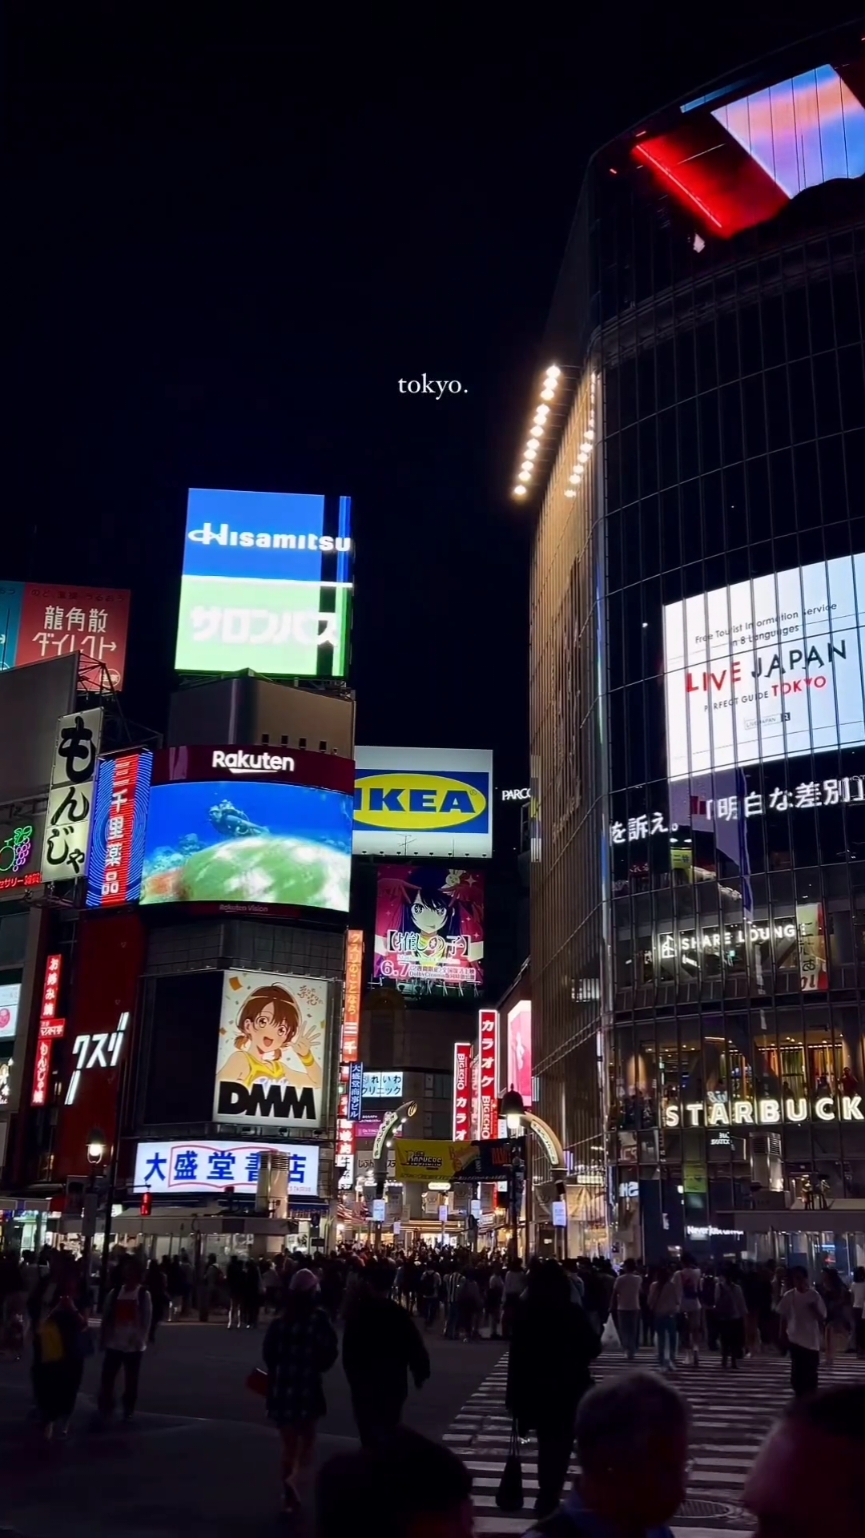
[675,1254,703,1368]
[262,1268,338,1516]
[640,1265,655,1349]
[144,1259,168,1346]
[778,1266,826,1397]
[851,1265,865,1359]
[442,1266,463,1339]
[243,1258,263,1329]
[611,1259,642,1360]
[715,1268,747,1370]
[226,1255,245,1329]
[502,1257,526,1340]
[458,1270,482,1341]
[342,1260,430,1446]
[97,1255,152,1423]
[648,1265,679,1373]
[818,1268,850,1371]
[521,1369,689,1536]
[506,1259,601,1518]
[199,1254,222,1322]
[31,1256,91,1439]
[485,1265,504,1338]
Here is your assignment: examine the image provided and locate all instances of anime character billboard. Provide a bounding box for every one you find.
[214,969,330,1131]
[373,864,483,998]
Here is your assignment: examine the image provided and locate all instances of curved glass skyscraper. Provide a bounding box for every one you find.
[526,25,865,1268]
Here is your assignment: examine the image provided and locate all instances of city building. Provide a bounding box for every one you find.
[520,25,865,1268]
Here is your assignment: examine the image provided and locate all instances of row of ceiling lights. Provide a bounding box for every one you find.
[512,364,561,497]
[564,375,597,499]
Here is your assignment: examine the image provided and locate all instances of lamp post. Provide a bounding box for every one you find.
[499,1088,527,1258]
[371,1100,417,1249]
[82,1129,106,1284]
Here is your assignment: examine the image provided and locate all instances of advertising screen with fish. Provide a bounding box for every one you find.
[215,969,330,1131]
[140,778,352,911]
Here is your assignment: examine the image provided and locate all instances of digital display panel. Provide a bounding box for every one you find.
[629,51,865,242]
[507,1001,533,1105]
[86,752,152,907]
[354,747,493,858]
[374,864,483,998]
[140,778,351,910]
[174,488,353,678]
[663,553,865,779]
[0,981,21,1043]
[214,969,330,1131]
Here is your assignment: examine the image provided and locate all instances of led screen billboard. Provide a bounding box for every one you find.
[0,982,21,1043]
[86,752,153,908]
[214,969,330,1131]
[0,582,131,690]
[628,52,865,242]
[507,1001,533,1105]
[140,777,352,910]
[354,747,493,858]
[374,864,483,998]
[174,488,353,679]
[664,553,865,779]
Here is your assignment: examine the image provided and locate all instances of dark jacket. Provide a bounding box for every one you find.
[342,1294,430,1402]
[507,1298,600,1429]
[263,1302,338,1425]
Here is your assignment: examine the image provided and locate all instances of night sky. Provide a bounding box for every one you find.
[8,9,862,791]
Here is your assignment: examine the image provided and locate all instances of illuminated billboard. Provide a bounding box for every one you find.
[664,553,865,779]
[141,779,351,910]
[354,747,493,858]
[374,865,483,998]
[133,1139,320,1197]
[0,806,45,900]
[174,488,353,679]
[214,969,330,1131]
[507,1001,532,1105]
[0,582,131,690]
[0,982,21,1043]
[630,53,865,241]
[86,752,152,907]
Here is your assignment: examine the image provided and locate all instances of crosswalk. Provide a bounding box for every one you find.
[444,1348,865,1538]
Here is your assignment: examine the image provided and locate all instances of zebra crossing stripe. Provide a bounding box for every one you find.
[447,1349,865,1538]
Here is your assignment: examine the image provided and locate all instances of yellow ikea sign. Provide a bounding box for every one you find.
[354,773,487,831]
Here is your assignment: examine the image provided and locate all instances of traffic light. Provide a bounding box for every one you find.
[140,1191,152,1218]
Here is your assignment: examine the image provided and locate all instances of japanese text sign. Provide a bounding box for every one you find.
[31,953,65,1107]
[340,929,363,1063]
[453,1041,472,1141]
[0,582,130,692]
[86,751,153,907]
[43,708,103,882]
[477,1008,499,1141]
[133,1140,320,1196]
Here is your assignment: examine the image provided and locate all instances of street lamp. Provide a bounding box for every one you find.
[87,1130,106,1165]
[500,1087,526,1134]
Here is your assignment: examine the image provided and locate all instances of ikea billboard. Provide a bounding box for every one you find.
[353,748,493,858]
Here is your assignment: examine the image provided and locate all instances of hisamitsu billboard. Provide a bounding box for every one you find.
[353,747,493,858]
[174,488,353,679]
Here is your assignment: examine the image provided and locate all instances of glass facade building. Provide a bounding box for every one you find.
[529,27,865,1267]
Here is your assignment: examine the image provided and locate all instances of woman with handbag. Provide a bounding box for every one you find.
[505,1259,601,1519]
[31,1255,92,1439]
[261,1268,338,1516]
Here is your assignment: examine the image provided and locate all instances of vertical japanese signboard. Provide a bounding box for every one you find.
[86,751,153,907]
[453,1040,473,1140]
[42,708,103,882]
[31,953,65,1107]
[348,1061,364,1122]
[340,930,363,1063]
[477,1008,499,1140]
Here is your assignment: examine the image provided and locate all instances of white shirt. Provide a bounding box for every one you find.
[103,1285,152,1354]
[612,1272,642,1310]
[504,1270,526,1297]
[778,1286,826,1352]
[851,1280,865,1309]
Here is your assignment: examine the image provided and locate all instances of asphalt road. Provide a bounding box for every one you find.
[0,1315,505,1538]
